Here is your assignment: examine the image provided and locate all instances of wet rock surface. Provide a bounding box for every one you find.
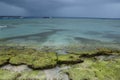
[0,46,120,80]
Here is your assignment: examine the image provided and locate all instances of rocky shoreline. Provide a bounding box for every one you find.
[0,46,120,80]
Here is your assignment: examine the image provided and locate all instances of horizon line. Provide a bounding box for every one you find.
[0,16,120,19]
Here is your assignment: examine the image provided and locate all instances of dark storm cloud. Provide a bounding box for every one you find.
[0,2,27,16]
[0,0,120,18]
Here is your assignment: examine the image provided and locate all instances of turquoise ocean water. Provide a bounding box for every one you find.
[0,18,120,50]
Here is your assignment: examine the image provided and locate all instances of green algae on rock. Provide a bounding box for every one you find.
[63,58,120,80]
[0,46,120,80]
[0,46,120,70]
[29,52,57,69]
[63,60,97,80]
[0,47,58,69]
[91,60,120,80]
[69,48,120,55]
[0,69,46,80]
[18,70,46,80]
[0,69,20,80]
[9,51,57,69]
[0,56,9,65]
[58,54,83,64]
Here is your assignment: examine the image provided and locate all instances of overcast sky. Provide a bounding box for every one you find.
[0,0,120,18]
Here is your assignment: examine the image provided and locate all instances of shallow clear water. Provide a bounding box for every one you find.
[0,18,120,49]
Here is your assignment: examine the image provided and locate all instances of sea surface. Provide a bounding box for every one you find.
[0,18,120,50]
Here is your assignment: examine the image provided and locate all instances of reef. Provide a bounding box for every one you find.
[0,69,46,80]
[0,47,58,69]
[63,57,120,80]
[0,46,120,68]
[0,46,120,80]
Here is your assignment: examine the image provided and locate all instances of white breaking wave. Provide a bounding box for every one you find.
[0,25,7,29]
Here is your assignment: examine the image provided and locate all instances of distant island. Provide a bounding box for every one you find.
[0,16,24,19]
[0,16,53,19]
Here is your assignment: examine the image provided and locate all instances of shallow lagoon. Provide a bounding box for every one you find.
[0,18,120,50]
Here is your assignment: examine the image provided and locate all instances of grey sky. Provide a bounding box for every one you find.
[0,0,120,18]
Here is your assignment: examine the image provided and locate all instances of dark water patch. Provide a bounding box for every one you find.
[0,19,41,25]
[112,40,120,43]
[114,26,120,28]
[103,31,115,34]
[112,40,120,46]
[103,33,120,42]
[102,33,120,44]
[112,25,120,28]
[84,31,102,35]
[47,29,68,31]
[0,29,62,42]
[74,37,102,44]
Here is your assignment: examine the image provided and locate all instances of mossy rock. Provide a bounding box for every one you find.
[63,59,120,80]
[0,55,9,65]
[18,70,46,80]
[58,54,83,64]
[30,52,57,69]
[0,47,18,54]
[92,60,120,80]
[31,57,57,69]
[63,60,96,80]
[0,69,46,80]
[0,46,120,70]
[9,54,34,65]
[9,51,57,69]
[71,48,120,55]
[0,69,20,80]
[0,46,57,69]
